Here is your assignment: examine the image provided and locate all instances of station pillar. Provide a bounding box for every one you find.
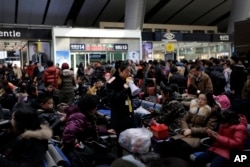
[124,0,146,30]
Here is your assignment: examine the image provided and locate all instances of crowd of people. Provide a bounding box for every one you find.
[0,55,249,167]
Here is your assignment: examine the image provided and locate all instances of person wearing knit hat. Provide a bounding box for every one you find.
[111,155,146,167]
[61,63,69,70]
[58,62,75,104]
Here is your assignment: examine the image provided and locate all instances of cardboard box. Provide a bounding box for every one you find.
[150,124,169,140]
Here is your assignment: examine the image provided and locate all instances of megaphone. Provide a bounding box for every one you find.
[127,78,141,96]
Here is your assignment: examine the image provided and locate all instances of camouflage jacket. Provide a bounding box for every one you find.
[155,99,186,136]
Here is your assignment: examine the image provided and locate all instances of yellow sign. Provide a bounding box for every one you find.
[166,43,174,52]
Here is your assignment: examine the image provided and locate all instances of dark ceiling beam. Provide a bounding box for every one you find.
[209,11,230,26]
[144,0,171,23]
[64,0,85,26]
[190,0,228,25]
[42,0,51,24]
[163,0,194,24]
[92,0,111,26]
[14,0,19,23]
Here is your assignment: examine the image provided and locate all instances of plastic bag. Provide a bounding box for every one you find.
[118,128,153,154]
[134,106,151,115]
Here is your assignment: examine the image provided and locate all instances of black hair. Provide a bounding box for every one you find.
[170,65,178,73]
[212,58,220,65]
[77,94,99,113]
[114,60,122,71]
[12,102,41,134]
[187,84,198,95]
[189,64,200,71]
[231,55,239,64]
[44,82,53,88]
[37,93,53,104]
[224,59,231,66]
[161,86,173,97]
[118,61,130,72]
[26,85,37,96]
[219,109,240,125]
[47,60,54,67]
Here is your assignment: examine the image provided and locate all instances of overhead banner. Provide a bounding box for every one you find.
[0,28,51,39]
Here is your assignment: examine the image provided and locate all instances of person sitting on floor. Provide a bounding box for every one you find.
[37,94,66,136]
[157,92,219,161]
[62,94,117,166]
[0,102,52,167]
[194,109,248,167]
[148,86,186,136]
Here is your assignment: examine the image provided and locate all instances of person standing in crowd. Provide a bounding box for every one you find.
[84,63,94,77]
[222,60,232,96]
[58,63,75,105]
[25,61,35,79]
[0,102,52,167]
[43,60,60,89]
[33,62,44,86]
[169,65,187,93]
[188,64,213,94]
[77,62,85,78]
[231,72,250,122]
[209,58,225,95]
[92,61,105,85]
[106,61,137,157]
[12,64,22,84]
[230,55,248,98]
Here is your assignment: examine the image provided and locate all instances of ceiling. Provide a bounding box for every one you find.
[0,0,233,51]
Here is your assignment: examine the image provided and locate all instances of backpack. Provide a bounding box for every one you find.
[210,70,226,95]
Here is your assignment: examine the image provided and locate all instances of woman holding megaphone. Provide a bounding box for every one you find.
[106,60,139,157]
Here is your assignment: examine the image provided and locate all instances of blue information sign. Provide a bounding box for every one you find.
[70,44,85,51]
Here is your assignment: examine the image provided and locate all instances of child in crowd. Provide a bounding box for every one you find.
[75,75,88,97]
[37,94,66,136]
[194,109,248,167]
[38,82,59,109]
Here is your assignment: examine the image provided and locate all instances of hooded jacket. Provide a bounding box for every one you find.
[0,125,52,167]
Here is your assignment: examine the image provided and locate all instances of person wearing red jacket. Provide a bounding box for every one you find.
[194,109,248,167]
[43,60,60,89]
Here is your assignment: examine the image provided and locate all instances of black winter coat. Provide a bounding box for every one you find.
[106,72,136,134]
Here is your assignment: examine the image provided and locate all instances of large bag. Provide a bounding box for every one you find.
[118,128,153,154]
[67,145,95,167]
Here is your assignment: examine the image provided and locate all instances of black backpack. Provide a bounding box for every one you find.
[210,70,226,95]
